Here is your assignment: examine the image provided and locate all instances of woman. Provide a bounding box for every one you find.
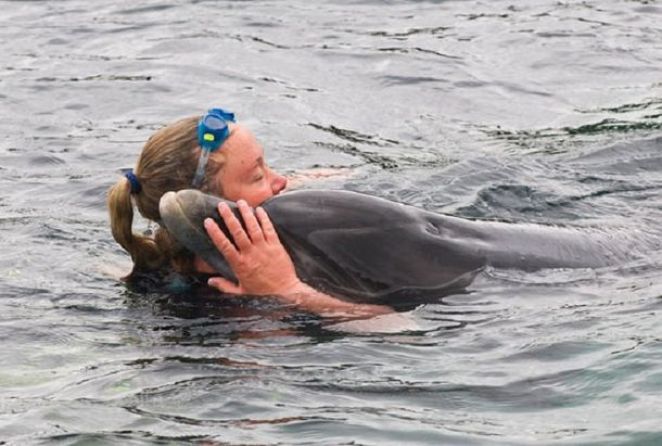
[107,110,392,318]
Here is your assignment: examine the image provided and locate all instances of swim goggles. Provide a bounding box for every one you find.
[191,107,236,188]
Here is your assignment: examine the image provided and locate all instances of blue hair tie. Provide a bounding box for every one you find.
[124,170,142,194]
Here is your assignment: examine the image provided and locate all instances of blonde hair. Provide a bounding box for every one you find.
[107,115,224,277]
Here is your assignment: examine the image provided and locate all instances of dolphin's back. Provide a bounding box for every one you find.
[261,190,484,301]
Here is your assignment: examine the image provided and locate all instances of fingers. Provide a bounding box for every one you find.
[208,276,244,294]
[218,201,252,250]
[237,200,265,244]
[204,217,240,264]
[256,207,279,244]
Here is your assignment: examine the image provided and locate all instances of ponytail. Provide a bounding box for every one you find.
[107,177,166,275]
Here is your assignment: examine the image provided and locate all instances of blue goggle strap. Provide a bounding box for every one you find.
[192,108,236,188]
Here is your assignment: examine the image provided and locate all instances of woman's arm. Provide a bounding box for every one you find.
[204,200,392,318]
[284,167,353,190]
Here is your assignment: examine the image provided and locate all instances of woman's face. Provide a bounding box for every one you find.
[211,124,288,207]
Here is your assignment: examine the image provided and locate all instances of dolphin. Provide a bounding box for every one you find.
[159,189,635,304]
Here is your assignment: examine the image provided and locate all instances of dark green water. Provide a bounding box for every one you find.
[1,0,661,444]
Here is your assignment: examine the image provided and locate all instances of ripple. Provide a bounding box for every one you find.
[116,4,177,15]
[380,74,448,86]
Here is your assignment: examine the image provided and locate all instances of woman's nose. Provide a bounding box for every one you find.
[271,172,288,195]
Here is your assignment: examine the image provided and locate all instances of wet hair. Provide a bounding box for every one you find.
[107,116,224,277]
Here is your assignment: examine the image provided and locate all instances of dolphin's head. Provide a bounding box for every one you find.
[159,189,236,279]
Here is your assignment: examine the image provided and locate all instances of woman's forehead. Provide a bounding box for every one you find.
[227,124,258,149]
[222,125,263,168]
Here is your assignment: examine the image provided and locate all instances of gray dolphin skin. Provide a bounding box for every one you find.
[159,189,632,303]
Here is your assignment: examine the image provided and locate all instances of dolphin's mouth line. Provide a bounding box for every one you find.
[178,196,209,241]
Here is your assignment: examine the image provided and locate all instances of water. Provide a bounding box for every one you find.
[1,0,662,444]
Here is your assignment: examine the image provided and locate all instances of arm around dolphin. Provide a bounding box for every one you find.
[201,199,393,317]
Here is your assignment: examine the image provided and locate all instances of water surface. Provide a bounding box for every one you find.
[1,0,662,444]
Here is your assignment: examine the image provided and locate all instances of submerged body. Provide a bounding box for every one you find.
[159,189,634,303]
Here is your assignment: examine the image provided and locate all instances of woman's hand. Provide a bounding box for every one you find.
[203,200,301,296]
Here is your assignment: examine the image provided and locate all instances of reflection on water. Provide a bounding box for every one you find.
[1,0,662,444]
